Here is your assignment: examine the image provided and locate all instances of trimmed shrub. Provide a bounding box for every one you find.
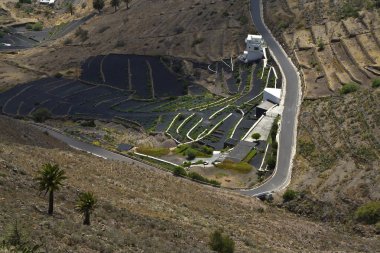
[209,230,235,253]
[172,166,187,177]
[251,133,261,140]
[283,189,297,202]
[267,155,276,170]
[340,82,358,94]
[32,108,51,123]
[355,201,380,225]
[372,79,380,88]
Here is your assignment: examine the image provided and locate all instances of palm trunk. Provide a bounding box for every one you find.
[83,211,90,225]
[48,190,54,215]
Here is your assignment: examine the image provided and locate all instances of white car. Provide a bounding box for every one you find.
[1,43,11,47]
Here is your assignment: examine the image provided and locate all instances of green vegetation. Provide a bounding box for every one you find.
[298,138,315,157]
[317,37,325,51]
[251,132,261,140]
[93,0,105,13]
[172,166,187,177]
[186,149,196,160]
[283,189,297,202]
[188,172,221,187]
[32,107,51,123]
[136,147,170,157]
[1,222,40,252]
[76,192,97,225]
[266,155,276,170]
[35,163,67,215]
[18,0,32,4]
[111,0,120,12]
[75,27,89,42]
[216,160,253,173]
[242,149,257,163]
[340,2,360,19]
[209,230,235,253]
[175,143,213,158]
[372,79,380,88]
[354,201,380,225]
[26,22,43,31]
[340,83,359,94]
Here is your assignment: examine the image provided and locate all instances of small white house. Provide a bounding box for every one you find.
[239,34,265,63]
[263,88,281,104]
[39,0,56,4]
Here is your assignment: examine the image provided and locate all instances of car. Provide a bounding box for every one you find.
[39,0,56,4]
[1,43,11,47]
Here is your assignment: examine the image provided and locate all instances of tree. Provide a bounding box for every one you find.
[186,150,196,160]
[31,108,51,123]
[111,0,120,12]
[372,78,380,88]
[251,132,261,140]
[283,189,297,202]
[355,201,380,225]
[172,166,187,177]
[67,2,75,15]
[35,164,67,215]
[122,0,131,9]
[267,155,276,170]
[93,0,105,13]
[76,192,97,225]
[209,230,234,253]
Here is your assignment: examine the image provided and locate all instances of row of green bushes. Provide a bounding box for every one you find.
[172,167,221,187]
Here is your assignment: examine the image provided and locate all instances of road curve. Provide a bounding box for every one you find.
[240,0,302,196]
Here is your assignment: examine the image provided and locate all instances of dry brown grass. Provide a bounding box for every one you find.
[0,116,379,252]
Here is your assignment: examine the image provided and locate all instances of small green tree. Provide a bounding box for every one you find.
[35,164,67,215]
[93,0,105,13]
[340,82,359,94]
[372,78,380,88]
[172,166,187,177]
[317,37,325,51]
[186,150,196,160]
[111,0,120,12]
[251,133,261,140]
[283,189,297,202]
[32,108,51,123]
[209,230,235,253]
[355,201,380,225]
[76,192,97,225]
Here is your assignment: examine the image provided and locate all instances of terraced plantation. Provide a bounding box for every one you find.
[0,53,280,175]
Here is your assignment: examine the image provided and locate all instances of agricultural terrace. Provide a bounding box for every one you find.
[0,53,281,187]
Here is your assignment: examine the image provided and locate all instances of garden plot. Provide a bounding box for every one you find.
[295,29,315,50]
[231,109,257,140]
[356,34,380,64]
[201,113,240,150]
[129,56,151,98]
[325,21,346,41]
[331,42,369,84]
[101,54,130,90]
[311,25,329,45]
[342,18,368,37]
[46,80,90,98]
[80,55,104,84]
[315,45,349,90]
[342,38,375,74]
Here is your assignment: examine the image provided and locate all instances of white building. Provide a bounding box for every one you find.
[263,88,281,104]
[239,34,265,63]
[39,0,56,4]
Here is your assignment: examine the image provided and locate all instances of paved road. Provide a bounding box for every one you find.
[240,0,301,196]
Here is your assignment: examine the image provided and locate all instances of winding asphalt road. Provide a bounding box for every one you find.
[240,0,301,196]
[26,0,300,197]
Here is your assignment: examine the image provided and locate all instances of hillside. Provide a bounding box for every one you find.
[0,0,254,88]
[0,116,379,252]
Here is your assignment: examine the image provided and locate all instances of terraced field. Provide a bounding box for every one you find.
[0,53,279,153]
[264,0,380,98]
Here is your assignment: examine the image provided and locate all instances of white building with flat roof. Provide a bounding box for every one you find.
[39,0,56,4]
[263,88,281,104]
[239,34,265,63]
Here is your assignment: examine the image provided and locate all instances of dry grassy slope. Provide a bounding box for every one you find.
[286,88,380,222]
[2,0,253,83]
[0,116,379,252]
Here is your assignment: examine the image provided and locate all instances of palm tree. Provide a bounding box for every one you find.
[76,192,97,225]
[111,0,120,12]
[35,163,67,215]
